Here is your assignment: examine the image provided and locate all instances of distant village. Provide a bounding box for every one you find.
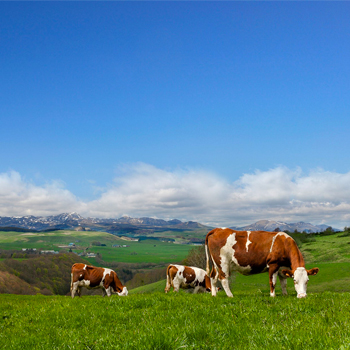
[21,241,131,259]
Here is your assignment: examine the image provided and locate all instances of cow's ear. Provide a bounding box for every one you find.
[281,269,293,278]
[307,267,319,276]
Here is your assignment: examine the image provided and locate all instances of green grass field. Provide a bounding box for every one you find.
[1,292,349,349]
[0,230,195,265]
[299,231,350,263]
[1,229,350,348]
[1,229,349,267]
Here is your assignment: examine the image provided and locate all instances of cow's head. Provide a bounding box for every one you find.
[116,286,128,296]
[112,272,128,296]
[282,267,319,298]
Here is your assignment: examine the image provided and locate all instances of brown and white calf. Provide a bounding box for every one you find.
[70,263,128,298]
[165,264,216,294]
[205,228,319,298]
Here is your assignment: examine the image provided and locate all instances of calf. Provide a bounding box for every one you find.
[205,228,319,298]
[165,264,216,294]
[70,263,128,298]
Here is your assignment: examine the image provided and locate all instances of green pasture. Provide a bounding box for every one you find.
[1,229,349,267]
[0,230,195,265]
[299,231,350,263]
[131,262,350,296]
[88,239,193,264]
[1,292,349,349]
[147,228,208,243]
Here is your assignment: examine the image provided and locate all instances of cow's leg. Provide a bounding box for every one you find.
[104,287,112,297]
[71,282,78,298]
[102,288,107,297]
[220,278,233,298]
[173,281,181,292]
[77,287,82,297]
[193,286,200,294]
[269,266,279,297]
[210,266,219,296]
[278,273,288,296]
[164,275,172,293]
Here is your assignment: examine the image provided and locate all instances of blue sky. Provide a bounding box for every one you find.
[1,2,350,228]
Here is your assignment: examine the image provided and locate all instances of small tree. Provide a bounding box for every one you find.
[324,227,334,234]
[182,245,206,270]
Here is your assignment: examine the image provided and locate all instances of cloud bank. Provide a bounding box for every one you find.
[1,164,350,228]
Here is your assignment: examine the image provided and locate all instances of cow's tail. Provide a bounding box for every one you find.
[164,265,172,293]
[205,230,215,276]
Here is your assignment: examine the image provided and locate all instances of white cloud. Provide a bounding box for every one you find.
[0,171,84,217]
[1,164,350,229]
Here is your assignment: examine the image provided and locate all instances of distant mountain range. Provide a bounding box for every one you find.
[0,212,206,232]
[0,213,338,234]
[235,219,338,233]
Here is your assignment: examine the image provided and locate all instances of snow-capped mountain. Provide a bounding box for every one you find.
[0,213,206,231]
[236,219,337,233]
[0,214,338,233]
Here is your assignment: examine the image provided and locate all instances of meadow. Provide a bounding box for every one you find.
[1,292,349,350]
[0,229,350,349]
[0,230,194,265]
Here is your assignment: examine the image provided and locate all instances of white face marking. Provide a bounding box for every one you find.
[246,231,252,252]
[220,233,252,276]
[117,286,128,296]
[293,267,309,298]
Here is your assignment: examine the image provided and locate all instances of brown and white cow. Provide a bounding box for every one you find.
[205,228,319,298]
[70,263,128,298]
[165,264,216,294]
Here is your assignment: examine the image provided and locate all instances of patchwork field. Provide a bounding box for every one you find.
[0,230,195,265]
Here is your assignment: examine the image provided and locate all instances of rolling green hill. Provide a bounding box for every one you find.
[0,229,349,296]
[131,230,350,295]
[298,231,350,263]
[0,229,196,265]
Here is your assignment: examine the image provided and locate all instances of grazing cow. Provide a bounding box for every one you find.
[70,263,128,298]
[165,264,216,294]
[205,228,319,298]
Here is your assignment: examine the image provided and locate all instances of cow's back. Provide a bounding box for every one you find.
[206,228,279,274]
[71,263,105,287]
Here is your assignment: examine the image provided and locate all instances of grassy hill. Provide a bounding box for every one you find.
[131,230,350,296]
[298,230,350,263]
[0,229,349,296]
[0,229,200,295]
[1,229,349,349]
[0,229,196,265]
[132,261,350,296]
